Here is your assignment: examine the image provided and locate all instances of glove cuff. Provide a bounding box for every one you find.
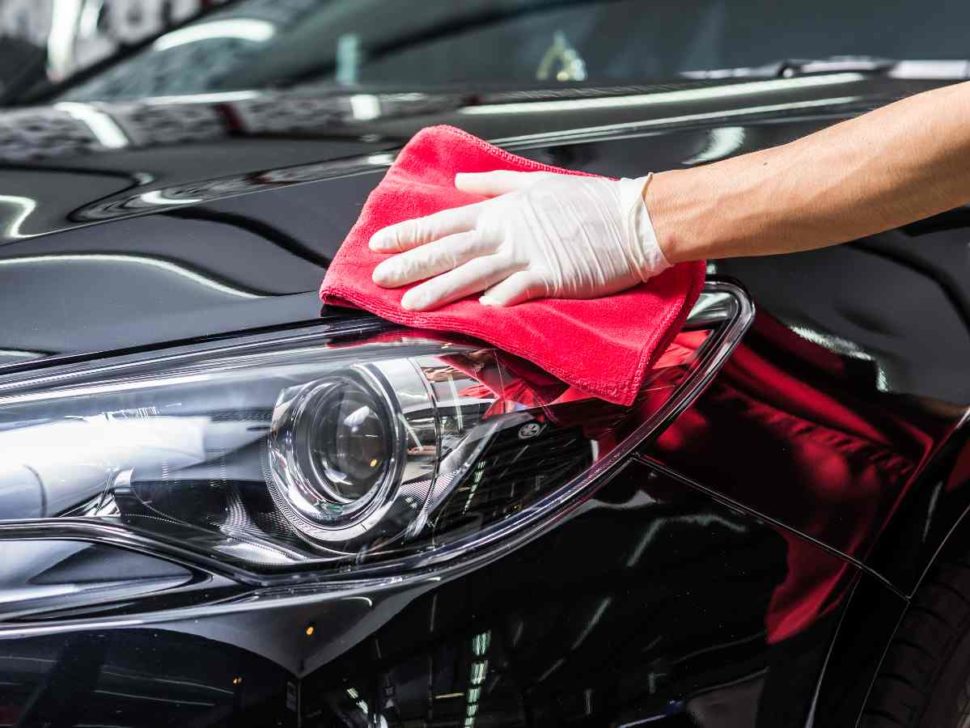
[619,174,671,283]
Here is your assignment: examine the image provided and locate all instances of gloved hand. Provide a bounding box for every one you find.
[369,170,670,311]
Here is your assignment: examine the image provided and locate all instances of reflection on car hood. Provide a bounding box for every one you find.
[0,73,880,239]
[0,74,961,387]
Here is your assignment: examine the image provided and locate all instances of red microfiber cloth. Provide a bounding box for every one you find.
[320,125,705,405]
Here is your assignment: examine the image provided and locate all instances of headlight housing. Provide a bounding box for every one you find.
[0,283,751,580]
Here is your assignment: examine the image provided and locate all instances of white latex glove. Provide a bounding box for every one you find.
[369,171,670,311]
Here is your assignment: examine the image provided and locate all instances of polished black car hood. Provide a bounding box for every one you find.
[0,73,966,409]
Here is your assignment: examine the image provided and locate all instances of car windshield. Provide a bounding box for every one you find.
[57,0,970,102]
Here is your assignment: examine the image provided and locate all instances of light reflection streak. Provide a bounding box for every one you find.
[470,659,488,685]
[890,60,970,79]
[460,73,865,115]
[47,0,83,80]
[511,619,524,647]
[0,373,212,407]
[144,91,262,105]
[350,94,382,121]
[54,102,129,149]
[616,714,670,726]
[789,325,890,391]
[684,126,746,165]
[472,631,490,656]
[139,190,205,206]
[153,19,276,52]
[570,597,612,650]
[0,254,262,299]
[537,657,564,683]
[365,153,395,166]
[77,0,102,39]
[0,349,46,362]
[94,689,214,707]
[0,195,37,239]
[493,96,861,148]
[465,632,491,727]
[100,669,234,696]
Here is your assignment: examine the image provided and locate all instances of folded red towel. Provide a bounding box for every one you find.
[320,125,705,405]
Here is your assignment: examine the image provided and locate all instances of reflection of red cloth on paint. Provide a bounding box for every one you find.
[340,326,710,469]
[319,124,704,405]
[765,539,855,644]
[446,349,572,410]
[652,313,941,643]
[946,439,970,493]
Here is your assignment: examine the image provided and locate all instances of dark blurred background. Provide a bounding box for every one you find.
[0,0,228,97]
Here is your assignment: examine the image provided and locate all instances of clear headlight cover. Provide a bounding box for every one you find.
[0,284,749,577]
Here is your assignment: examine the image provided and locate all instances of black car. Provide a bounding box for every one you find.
[0,1,967,726]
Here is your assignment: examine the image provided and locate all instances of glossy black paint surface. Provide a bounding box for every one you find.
[295,460,841,727]
[2,460,859,727]
[1,630,297,727]
[0,68,966,727]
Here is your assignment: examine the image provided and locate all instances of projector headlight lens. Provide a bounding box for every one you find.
[265,362,431,545]
[310,381,390,502]
[286,373,399,508]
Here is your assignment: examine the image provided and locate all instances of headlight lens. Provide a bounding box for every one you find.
[265,359,438,548]
[304,377,392,502]
[0,284,750,577]
[312,382,390,501]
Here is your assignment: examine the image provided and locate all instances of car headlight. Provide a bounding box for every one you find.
[0,283,751,579]
[266,358,452,550]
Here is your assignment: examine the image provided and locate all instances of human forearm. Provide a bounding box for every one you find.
[647,81,970,263]
[369,83,970,309]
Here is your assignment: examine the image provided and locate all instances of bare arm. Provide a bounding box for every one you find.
[647,81,970,263]
[370,82,970,310]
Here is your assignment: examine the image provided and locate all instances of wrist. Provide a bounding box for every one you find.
[619,175,670,281]
[642,169,688,265]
